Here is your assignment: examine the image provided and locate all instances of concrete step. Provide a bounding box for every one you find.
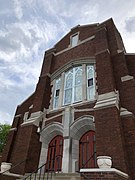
[23,172,81,180]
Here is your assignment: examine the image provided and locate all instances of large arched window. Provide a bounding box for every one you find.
[53,64,95,109]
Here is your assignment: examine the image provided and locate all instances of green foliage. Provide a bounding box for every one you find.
[0,124,11,153]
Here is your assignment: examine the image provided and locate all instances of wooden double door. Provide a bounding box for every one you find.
[46,135,63,171]
[46,131,96,171]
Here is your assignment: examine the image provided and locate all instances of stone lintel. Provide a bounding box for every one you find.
[94,91,119,110]
[80,168,128,179]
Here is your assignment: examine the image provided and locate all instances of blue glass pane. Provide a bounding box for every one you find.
[65,73,73,88]
[74,86,82,102]
[64,89,72,104]
[75,70,82,85]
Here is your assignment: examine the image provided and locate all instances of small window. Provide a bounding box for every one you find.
[71,34,79,47]
[53,78,61,109]
[88,78,93,87]
[56,89,60,97]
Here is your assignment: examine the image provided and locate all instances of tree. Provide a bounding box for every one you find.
[0,124,11,153]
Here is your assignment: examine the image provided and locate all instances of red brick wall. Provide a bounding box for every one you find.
[95,107,128,173]
[122,115,135,179]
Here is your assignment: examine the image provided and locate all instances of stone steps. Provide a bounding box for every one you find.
[23,172,81,180]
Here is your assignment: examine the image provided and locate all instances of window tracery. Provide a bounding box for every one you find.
[53,64,95,109]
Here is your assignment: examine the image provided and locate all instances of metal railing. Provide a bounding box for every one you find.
[23,155,62,180]
[82,152,97,168]
[1,159,28,174]
[80,152,97,180]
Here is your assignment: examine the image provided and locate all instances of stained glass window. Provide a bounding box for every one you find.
[64,70,73,105]
[64,66,82,105]
[74,67,82,102]
[53,64,95,109]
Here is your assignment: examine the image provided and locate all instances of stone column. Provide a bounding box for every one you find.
[59,72,65,107]
[82,64,87,101]
[38,142,48,172]
[62,107,72,173]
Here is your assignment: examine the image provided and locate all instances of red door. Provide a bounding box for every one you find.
[46,135,63,171]
[79,130,96,168]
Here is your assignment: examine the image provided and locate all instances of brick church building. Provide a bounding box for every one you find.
[1,18,135,179]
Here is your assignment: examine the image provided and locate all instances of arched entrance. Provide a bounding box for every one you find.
[79,130,96,169]
[46,135,63,171]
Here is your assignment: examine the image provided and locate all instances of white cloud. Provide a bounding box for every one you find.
[1,0,135,124]
[0,111,12,125]
[13,0,23,20]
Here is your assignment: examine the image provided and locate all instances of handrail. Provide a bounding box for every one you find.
[1,158,28,175]
[82,152,96,168]
[23,154,63,180]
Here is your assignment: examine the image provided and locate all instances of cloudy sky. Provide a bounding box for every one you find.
[0,0,135,124]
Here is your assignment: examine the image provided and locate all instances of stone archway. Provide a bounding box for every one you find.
[38,122,64,169]
[70,115,95,171]
[70,115,95,140]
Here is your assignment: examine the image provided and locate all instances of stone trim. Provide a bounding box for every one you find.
[74,108,94,112]
[47,100,96,115]
[21,111,44,127]
[29,104,33,109]
[51,58,95,81]
[45,47,56,57]
[9,127,17,132]
[40,122,63,145]
[95,49,110,56]
[80,168,129,179]
[54,35,95,56]
[125,53,135,55]
[0,172,23,178]
[120,107,133,117]
[94,91,119,110]
[121,75,134,82]
[45,112,63,122]
[70,115,95,140]
[14,114,21,118]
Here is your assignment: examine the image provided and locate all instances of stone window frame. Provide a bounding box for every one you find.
[50,58,96,110]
